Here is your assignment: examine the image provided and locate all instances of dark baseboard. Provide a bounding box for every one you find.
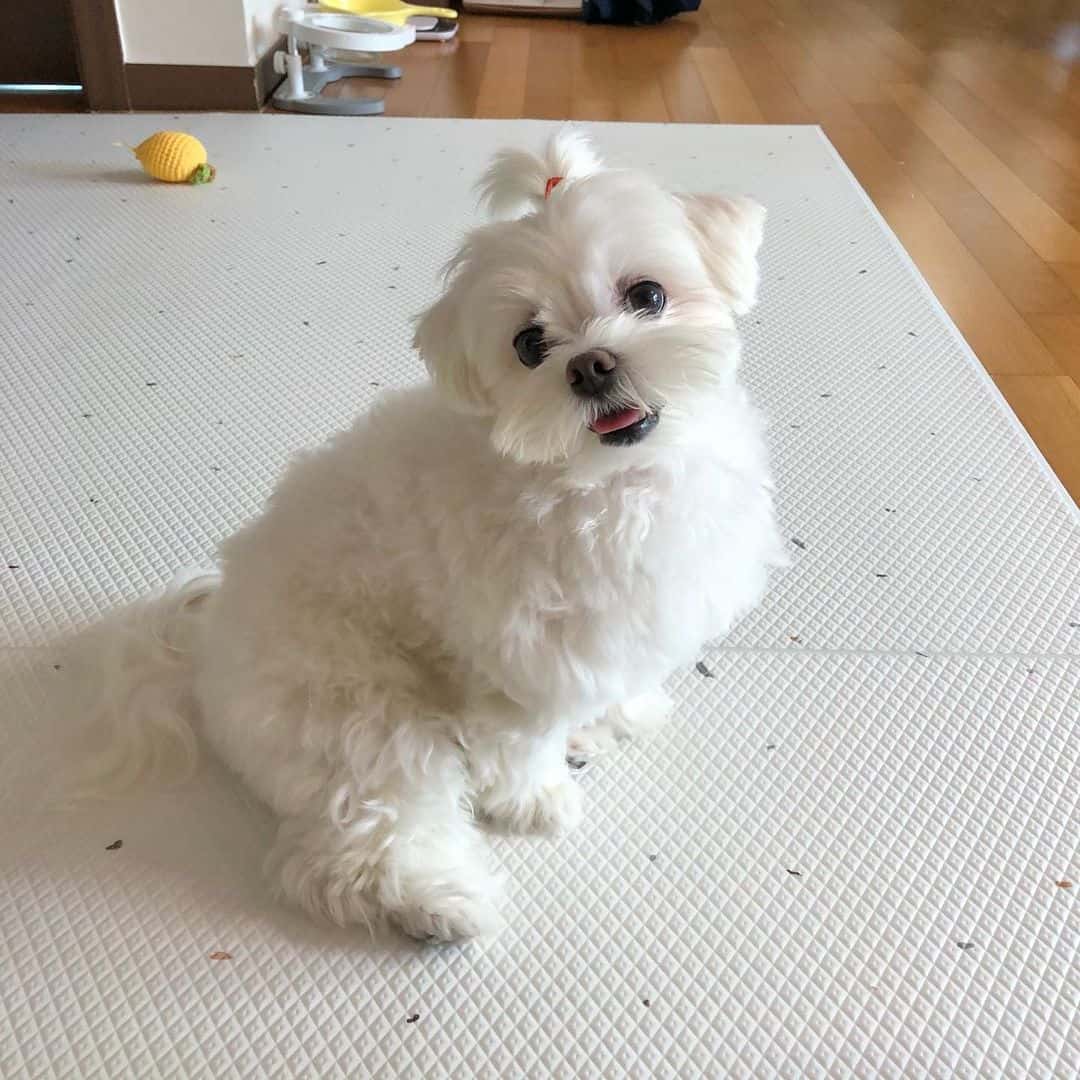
[126,64,259,111]
[69,0,130,110]
[0,91,87,113]
[125,38,285,112]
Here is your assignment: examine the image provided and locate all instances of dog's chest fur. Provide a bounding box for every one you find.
[224,387,776,715]
[429,447,774,711]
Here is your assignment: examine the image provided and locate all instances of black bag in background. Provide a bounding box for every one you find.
[583,0,700,25]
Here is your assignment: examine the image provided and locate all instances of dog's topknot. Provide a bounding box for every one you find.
[477,127,603,220]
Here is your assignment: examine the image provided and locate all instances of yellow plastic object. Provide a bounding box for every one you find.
[130,131,215,184]
[319,0,457,25]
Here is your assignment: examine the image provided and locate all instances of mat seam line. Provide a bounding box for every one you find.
[713,648,1078,659]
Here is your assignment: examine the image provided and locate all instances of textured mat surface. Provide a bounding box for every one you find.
[1,116,1077,1079]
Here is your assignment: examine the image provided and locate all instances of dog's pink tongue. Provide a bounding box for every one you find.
[590,407,644,435]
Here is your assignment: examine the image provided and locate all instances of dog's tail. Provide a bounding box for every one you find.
[63,568,222,804]
[477,126,603,220]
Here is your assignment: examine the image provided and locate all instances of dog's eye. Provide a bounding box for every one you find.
[625,280,666,316]
[514,325,547,369]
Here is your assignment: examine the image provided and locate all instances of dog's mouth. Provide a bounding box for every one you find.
[588,405,659,446]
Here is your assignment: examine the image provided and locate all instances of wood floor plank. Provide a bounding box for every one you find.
[569,27,619,122]
[936,46,1080,181]
[856,102,1080,316]
[994,375,1080,500]
[887,82,1080,263]
[424,41,490,119]
[727,39,813,124]
[703,1,762,38]
[474,24,529,119]
[964,41,1080,139]
[657,43,718,123]
[785,1,909,103]
[678,9,727,49]
[610,29,670,122]
[1060,374,1080,418]
[690,46,763,123]
[917,73,1080,232]
[804,40,891,105]
[458,13,498,43]
[1052,263,1080,303]
[522,22,572,120]
[760,29,859,124]
[860,23,927,72]
[1026,314,1080,384]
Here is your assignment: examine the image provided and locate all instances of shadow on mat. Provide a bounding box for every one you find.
[13,162,154,186]
[0,623,433,959]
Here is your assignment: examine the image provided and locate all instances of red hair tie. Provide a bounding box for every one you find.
[544,176,563,199]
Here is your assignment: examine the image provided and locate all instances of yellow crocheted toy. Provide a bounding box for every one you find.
[127,131,215,184]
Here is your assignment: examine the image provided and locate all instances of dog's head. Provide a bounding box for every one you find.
[414,129,765,478]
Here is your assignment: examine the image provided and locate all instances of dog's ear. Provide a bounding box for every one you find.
[678,194,766,315]
[413,278,492,414]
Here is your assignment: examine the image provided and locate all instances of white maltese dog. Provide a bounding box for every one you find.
[85,130,784,942]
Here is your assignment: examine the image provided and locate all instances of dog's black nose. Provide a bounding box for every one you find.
[566,350,617,397]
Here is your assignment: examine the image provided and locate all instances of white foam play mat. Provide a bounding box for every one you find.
[1,116,1077,1078]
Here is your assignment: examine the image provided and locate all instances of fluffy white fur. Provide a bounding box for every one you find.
[80,130,785,942]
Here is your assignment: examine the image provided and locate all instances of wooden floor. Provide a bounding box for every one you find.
[331,0,1080,501]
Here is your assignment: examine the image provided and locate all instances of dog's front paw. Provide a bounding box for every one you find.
[272,812,502,943]
[566,723,619,769]
[479,775,583,836]
[567,689,673,767]
[604,689,673,739]
[392,888,503,944]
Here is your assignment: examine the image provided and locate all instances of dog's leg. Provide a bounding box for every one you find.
[266,725,501,943]
[566,688,673,766]
[466,696,583,835]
